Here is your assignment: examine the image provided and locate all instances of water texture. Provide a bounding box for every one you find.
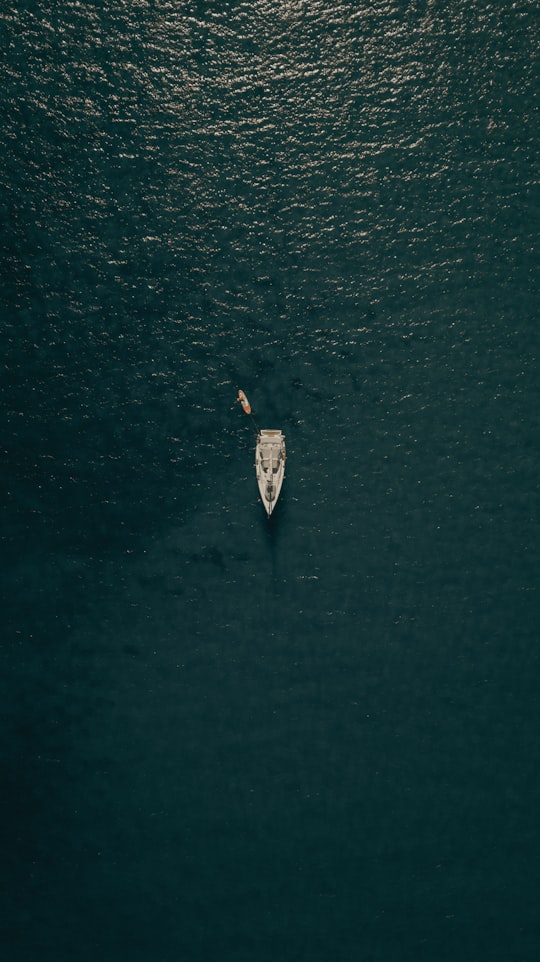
[2,2,539,960]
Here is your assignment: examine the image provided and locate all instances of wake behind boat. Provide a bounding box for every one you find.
[255,429,286,517]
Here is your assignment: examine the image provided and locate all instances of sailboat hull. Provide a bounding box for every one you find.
[255,430,286,516]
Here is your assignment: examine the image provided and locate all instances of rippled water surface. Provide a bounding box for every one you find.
[2,2,539,960]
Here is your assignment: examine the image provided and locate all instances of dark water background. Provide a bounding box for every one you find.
[2,2,539,960]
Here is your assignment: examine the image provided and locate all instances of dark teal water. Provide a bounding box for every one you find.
[2,2,539,960]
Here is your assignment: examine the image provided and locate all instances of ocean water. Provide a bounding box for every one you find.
[2,2,539,960]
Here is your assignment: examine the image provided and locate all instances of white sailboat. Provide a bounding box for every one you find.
[255,429,286,517]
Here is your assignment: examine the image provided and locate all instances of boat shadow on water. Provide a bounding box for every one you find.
[258,489,288,591]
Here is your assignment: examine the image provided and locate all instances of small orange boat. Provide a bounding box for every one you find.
[237,389,251,414]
